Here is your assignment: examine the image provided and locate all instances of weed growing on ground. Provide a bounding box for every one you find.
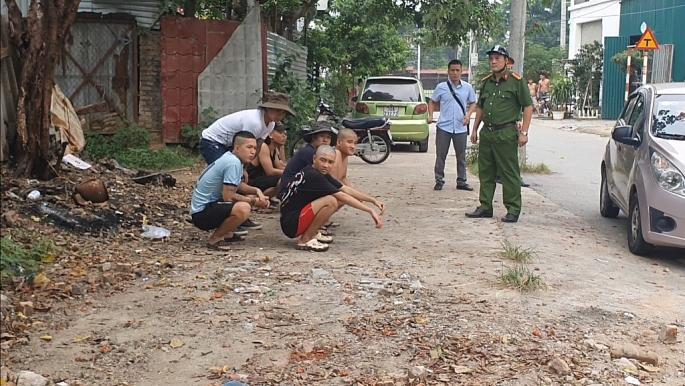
[0,236,58,282]
[521,162,552,174]
[500,240,536,263]
[85,122,197,170]
[497,263,547,291]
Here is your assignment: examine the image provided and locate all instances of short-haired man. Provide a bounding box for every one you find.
[330,128,356,187]
[279,146,386,252]
[428,59,477,191]
[190,131,269,251]
[278,121,338,199]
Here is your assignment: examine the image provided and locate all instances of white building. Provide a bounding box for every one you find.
[567,0,621,59]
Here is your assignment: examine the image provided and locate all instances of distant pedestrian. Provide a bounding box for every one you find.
[428,59,476,191]
[466,45,533,223]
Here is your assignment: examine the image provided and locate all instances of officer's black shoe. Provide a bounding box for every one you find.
[456,182,473,191]
[520,179,530,188]
[496,177,502,184]
[433,183,444,190]
[465,208,493,218]
[501,213,519,223]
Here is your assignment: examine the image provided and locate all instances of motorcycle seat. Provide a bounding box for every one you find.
[341,118,389,130]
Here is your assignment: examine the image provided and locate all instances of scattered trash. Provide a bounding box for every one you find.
[74,178,109,203]
[62,154,92,170]
[625,375,641,385]
[169,338,184,348]
[27,190,41,200]
[141,225,171,239]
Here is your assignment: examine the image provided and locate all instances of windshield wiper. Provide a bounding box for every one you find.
[655,132,685,140]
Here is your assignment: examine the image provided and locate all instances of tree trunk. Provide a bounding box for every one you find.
[5,0,81,179]
[184,0,196,18]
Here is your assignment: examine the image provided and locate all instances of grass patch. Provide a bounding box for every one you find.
[497,264,547,291]
[85,122,197,170]
[500,241,535,263]
[0,236,57,282]
[520,162,552,174]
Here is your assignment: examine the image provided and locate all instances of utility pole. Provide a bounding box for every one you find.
[560,0,567,48]
[468,32,478,84]
[509,0,527,168]
[417,43,421,80]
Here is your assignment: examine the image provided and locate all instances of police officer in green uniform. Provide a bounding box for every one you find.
[466,45,533,223]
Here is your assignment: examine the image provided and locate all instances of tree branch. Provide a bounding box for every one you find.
[5,0,26,49]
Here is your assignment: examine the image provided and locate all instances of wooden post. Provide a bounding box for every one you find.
[625,48,633,103]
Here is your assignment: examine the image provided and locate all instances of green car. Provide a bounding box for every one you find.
[353,76,430,152]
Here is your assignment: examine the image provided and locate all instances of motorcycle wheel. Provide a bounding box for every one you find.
[288,138,307,158]
[359,134,391,164]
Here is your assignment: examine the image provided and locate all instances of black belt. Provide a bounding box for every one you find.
[485,121,517,132]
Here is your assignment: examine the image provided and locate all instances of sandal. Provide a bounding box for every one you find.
[323,221,340,229]
[315,232,333,244]
[206,242,231,252]
[297,238,329,252]
[223,233,246,243]
[318,228,334,236]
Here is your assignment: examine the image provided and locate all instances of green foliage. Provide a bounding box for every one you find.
[611,49,644,73]
[0,236,56,282]
[522,43,566,81]
[406,46,450,70]
[569,41,603,107]
[181,107,218,149]
[269,54,320,148]
[84,122,196,170]
[549,76,576,111]
[416,0,499,48]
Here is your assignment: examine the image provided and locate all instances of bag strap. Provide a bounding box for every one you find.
[446,81,469,134]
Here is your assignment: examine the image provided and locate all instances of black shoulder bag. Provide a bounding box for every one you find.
[447,82,470,135]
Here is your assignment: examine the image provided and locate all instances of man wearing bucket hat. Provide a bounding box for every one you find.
[466,45,533,223]
[278,121,338,200]
[200,92,295,165]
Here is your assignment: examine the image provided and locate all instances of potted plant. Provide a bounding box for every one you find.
[549,76,575,120]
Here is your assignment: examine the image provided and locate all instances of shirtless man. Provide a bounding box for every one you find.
[528,79,538,114]
[279,146,386,252]
[537,74,551,102]
[330,128,356,187]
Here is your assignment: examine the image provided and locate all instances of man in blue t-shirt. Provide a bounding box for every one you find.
[190,132,269,251]
[278,121,338,199]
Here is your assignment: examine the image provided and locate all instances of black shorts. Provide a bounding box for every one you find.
[191,201,235,231]
[248,175,280,192]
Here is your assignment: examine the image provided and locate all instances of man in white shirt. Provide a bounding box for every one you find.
[200,92,295,165]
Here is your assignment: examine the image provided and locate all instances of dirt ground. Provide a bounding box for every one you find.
[1,146,684,386]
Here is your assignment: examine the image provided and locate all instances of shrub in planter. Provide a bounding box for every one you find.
[549,76,576,113]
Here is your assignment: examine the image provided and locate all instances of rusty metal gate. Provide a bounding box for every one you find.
[55,19,138,124]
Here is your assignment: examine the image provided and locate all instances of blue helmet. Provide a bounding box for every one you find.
[486,45,510,58]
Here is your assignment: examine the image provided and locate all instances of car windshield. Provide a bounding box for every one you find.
[652,94,685,139]
[361,79,421,102]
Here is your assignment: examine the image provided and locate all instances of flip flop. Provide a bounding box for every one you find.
[318,228,334,236]
[296,238,329,252]
[223,233,246,243]
[206,242,231,252]
[323,221,340,229]
[315,232,333,244]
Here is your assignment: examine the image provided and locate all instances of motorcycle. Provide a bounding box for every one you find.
[289,100,393,165]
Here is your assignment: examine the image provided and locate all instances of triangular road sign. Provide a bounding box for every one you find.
[636,28,659,50]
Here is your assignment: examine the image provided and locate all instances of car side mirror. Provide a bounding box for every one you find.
[351,96,358,102]
[612,125,640,147]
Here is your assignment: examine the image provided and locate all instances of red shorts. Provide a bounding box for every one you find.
[295,203,316,237]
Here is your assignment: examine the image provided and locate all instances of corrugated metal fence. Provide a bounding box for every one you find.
[651,44,674,83]
[266,32,307,84]
[602,36,631,120]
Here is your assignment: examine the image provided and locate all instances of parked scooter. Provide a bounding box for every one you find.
[289,100,393,165]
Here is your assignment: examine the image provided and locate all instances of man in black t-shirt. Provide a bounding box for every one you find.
[280,146,386,252]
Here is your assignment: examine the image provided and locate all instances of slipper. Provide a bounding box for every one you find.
[297,238,329,252]
[323,221,340,229]
[223,233,246,243]
[318,228,334,236]
[315,232,333,244]
[206,242,231,252]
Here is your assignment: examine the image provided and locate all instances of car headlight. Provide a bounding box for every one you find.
[651,150,685,197]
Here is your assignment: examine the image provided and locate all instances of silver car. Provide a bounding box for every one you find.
[601,83,685,255]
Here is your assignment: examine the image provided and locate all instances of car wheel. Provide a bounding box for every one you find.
[418,137,429,153]
[627,193,654,256]
[600,168,620,218]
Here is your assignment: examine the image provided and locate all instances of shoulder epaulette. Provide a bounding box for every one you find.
[481,74,492,82]
[511,72,522,80]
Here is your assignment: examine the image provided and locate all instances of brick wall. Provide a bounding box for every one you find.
[138,31,162,141]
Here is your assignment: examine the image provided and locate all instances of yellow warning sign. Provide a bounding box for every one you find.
[636,28,659,50]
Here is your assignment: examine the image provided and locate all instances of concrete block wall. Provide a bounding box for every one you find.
[138,30,163,140]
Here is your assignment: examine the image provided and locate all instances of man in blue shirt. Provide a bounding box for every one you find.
[190,131,269,251]
[428,59,477,191]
